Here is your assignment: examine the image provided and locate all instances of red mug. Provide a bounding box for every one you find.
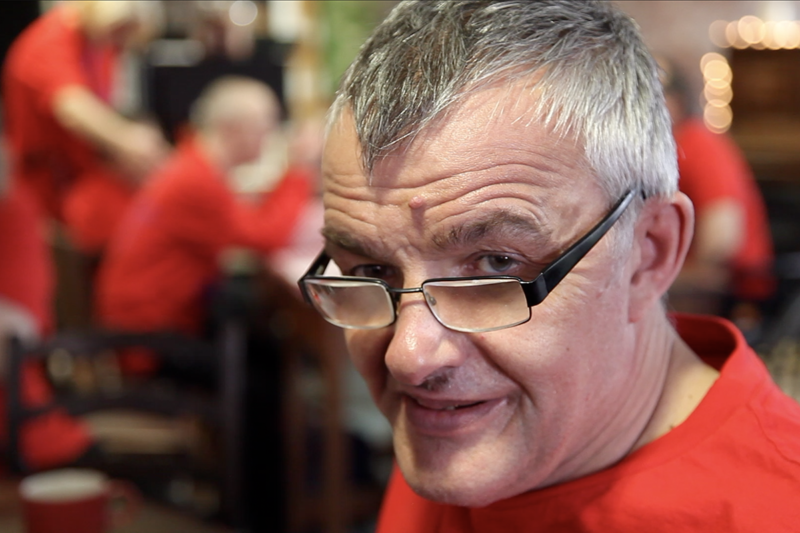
[18,468,141,533]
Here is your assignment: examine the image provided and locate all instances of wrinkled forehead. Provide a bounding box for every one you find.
[323,80,592,192]
[320,83,606,262]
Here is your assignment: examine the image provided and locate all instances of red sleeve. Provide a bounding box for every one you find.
[229,168,314,252]
[9,9,90,113]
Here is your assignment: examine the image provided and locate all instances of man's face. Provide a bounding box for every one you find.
[321,86,658,506]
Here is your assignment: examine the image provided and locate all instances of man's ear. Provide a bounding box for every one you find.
[628,192,694,323]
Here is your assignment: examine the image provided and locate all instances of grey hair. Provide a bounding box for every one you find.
[329,0,677,206]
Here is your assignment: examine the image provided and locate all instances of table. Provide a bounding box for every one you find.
[0,478,232,533]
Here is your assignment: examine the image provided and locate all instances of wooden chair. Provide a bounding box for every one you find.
[4,322,248,528]
[254,267,386,533]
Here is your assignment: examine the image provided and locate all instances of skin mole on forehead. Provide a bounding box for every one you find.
[408,195,427,209]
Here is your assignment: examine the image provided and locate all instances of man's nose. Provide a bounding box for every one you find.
[384,292,467,387]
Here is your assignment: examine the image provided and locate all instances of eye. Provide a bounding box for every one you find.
[476,254,517,274]
[350,263,399,283]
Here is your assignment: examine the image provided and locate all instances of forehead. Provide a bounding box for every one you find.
[321,83,602,251]
[333,82,589,175]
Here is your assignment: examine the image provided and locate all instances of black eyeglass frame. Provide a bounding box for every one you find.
[298,189,637,329]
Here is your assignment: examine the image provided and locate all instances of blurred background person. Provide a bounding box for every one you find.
[0,130,95,474]
[95,76,312,376]
[2,0,169,257]
[661,56,776,334]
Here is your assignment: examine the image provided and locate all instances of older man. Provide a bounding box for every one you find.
[97,76,311,375]
[299,1,800,531]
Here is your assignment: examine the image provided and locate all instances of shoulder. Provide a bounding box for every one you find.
[675,117,744,161]
[6,9,75,62]
[747,382,800,464]
[672,314,800,466]
[675,118,721,153]
[153,144,219,190]
[147,148,231,220]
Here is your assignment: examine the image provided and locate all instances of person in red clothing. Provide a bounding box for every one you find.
[296,1,800,531]
[0,163,94,473]
[96,76,312,375]
[2,1,168,254]
[1,1,166,470]
[659,58,775,326]
[373,315,800,533]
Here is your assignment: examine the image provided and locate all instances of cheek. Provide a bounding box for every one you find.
[345,329,392,401]
[527,279,632,401]
[492,277,630,401]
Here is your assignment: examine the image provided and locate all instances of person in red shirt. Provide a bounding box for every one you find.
[2,1,169,254]
[0,173,94,473]
[295,1,800,531]
[95,76,312,374]
[660,57,775,323]
[1,1,166,472]
[374,314,800,533]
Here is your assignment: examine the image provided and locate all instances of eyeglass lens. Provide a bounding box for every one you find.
[423,279,531,332]
[304,279,395,329]
[304,277,532,332]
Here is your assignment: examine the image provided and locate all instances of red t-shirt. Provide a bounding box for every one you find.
[376,314,800,532]
[0,8,118,469]
[675,118,775,300]
[2,6,117,220]
[95,140,312,372]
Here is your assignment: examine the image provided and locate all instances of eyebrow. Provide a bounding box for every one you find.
[321,227,384,259]
[321,210,553,259]
[431,210,552,252]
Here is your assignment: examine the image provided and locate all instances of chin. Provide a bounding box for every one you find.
[396,447,522,508]
[390,409,544,508]
[405,472,511,508]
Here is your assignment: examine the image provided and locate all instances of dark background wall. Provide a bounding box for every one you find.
[0,1,41,97]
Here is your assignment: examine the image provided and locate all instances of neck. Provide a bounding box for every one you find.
[540,308,718,489]
[629,309,719,451]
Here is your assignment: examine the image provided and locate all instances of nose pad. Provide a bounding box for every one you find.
[384,293,465,387]
[424,291,437,307]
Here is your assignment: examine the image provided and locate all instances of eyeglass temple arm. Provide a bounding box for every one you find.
[522,189,636,307]
[297,251,332,303]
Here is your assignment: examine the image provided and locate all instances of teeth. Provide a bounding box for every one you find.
[413,398,484,410]
[442,402,481,411]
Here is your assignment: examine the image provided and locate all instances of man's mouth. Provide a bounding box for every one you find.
[403,396,502,435]
[413,398,486,411]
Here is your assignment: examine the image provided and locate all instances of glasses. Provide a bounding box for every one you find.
[299,189,636,333]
